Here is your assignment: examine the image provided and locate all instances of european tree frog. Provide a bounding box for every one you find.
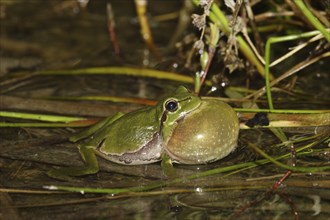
[48,86,239,180]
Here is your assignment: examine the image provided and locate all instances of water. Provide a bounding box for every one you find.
[0,1,329,219]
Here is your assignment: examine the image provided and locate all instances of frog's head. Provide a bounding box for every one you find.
[156,86,201,138]
[159,86,201,125]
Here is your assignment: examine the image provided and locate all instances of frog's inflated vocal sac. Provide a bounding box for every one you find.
[48,86,239,180]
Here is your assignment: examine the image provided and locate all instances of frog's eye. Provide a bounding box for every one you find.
[165,100,178,112]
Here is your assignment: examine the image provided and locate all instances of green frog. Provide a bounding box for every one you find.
[48,86,239,180]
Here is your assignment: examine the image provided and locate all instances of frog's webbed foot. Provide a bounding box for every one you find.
[47,146,99,181]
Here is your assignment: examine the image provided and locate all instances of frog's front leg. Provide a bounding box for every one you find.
[47,113,125,180]
[161,153,176,178]
[47,145,99,181]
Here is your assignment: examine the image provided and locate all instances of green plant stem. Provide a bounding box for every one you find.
[293,0,330,42]
[264,31,327,110]
[264,39,274,110]
[0,111,85,122]
[36,67,213,85]
[0,122,92,128]
[234,108,330,114]
[33,66,213,86]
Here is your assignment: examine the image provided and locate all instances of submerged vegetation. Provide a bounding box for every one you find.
[0,0,329,219]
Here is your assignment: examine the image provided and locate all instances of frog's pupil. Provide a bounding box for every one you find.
[166,100,178,112]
